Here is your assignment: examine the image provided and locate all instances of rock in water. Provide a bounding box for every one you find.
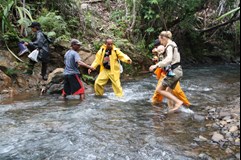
[229,126,239,133]
[193,114,206,123]
[198,153,213,160]
[212,132,224,143]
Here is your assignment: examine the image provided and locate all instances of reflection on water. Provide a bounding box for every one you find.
[0,65,240,160]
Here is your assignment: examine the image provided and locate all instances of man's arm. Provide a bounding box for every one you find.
[116,49,132,64]
[78,60,95,70]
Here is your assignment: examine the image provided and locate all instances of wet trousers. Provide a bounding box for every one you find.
[27,59,48,77]
[95,69,123,97]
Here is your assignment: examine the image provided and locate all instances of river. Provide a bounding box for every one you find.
[0,65,240,160]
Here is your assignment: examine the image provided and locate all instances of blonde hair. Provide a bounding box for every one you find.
[160,31,172,39]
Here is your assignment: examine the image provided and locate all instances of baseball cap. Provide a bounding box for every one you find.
[71,39,82,46]
[28,22,41,28]
[154,39,160,47]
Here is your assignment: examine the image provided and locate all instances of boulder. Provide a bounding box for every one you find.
[16,76,28,88]
[0,70,12,91]
[79,50,95,65]
[47,68,64,84]
[43,68,94,95]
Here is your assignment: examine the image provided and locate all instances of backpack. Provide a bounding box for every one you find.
[43,33,53,44]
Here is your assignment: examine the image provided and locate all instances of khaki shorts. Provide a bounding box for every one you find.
[162,66,183,89]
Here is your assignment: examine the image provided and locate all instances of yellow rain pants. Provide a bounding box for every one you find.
[95,69,123,97]
[152,68,191,107]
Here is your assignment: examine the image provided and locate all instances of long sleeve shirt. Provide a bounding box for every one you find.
[155,41,181,69]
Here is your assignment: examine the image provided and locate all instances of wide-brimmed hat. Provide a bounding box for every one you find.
[28,22,41,28]
[71,39,82,46]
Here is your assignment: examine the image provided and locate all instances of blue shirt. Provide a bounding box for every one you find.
[64,50,81,75]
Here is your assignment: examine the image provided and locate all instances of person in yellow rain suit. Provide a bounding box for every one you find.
[88,38,132,97]
[151,41,191,107]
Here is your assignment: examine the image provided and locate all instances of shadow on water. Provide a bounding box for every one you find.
[0,65,240,160]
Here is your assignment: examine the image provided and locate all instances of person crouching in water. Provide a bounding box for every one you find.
[88,38,132,97]
[152,40,191,107]
[62,39,95,101]
[150,31,184,112]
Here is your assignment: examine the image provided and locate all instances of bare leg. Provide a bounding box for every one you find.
[156,84,183,113]
[167,100,175,108]
[80,94,85,101]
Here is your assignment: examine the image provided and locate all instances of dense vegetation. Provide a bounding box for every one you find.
[0,0,240,66]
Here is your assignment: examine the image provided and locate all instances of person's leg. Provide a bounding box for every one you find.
[110,78,123,97]
[62,75,71,99]
[94,70,109,96]
[156,83,183,112]
[167,99,175,108]
[80,94,85,101]
[152,77,164,104]
[41,62,48,80]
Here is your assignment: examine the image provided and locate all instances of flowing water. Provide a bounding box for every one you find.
[0,65,240,160]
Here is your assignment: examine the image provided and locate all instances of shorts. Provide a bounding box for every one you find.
[62,74,85,96]
[162,66,183,89]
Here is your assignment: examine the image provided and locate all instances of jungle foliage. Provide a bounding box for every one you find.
[0,0,240,61]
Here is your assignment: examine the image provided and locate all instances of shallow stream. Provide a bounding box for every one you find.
[0,65,240,160]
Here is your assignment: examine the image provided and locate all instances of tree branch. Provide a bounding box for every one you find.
[196,16,240,33]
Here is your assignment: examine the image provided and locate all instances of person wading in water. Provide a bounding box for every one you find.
[62,39,95,101]
[151,40,191,108]
[88,38,132,97]
[149,31,184,112]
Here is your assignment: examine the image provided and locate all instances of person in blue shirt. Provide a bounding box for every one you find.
[62,39,95,101]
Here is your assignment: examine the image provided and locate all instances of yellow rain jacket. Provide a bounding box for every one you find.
[91,44,131,97]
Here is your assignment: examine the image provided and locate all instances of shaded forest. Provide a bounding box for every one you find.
[0,0,240,67]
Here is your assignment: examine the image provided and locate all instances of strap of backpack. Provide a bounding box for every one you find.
[165,44,178,53]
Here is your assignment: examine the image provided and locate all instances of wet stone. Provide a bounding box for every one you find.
[212,132,224,143]
[229,126,239,133]
[219,112,231,119]
[235,138,240,146]
[220,121,228,126]
[209,108,216,113]
[198,153,213,160]
[212,123,220,130]
[194,136,208,142]
[193,114,206,123]
[225,148,233,154]
[190,143,199,148]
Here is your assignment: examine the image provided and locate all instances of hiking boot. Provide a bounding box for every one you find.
[18,48,29,57]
